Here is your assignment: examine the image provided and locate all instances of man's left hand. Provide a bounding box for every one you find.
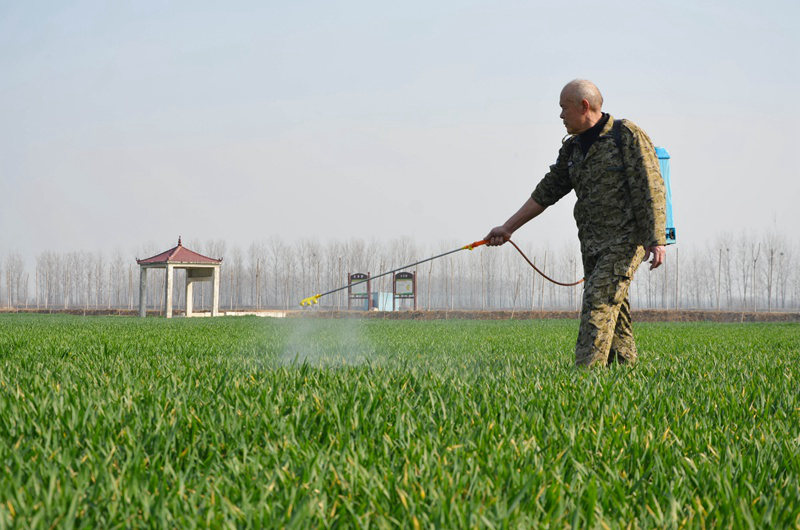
[644,245,665,270]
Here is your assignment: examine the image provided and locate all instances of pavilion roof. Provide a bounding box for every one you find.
[137,238,222,265]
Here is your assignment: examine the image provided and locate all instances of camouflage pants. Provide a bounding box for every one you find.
[575,245,645,367]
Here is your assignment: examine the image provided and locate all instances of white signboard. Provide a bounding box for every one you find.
[395,278,414,296]
[350,275,368,297]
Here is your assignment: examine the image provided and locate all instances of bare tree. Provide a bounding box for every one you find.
[4,253,24,308]
[230,246,244,311]
[94,252,105,309]
[761,233,784,312]
[724,245,733,309]
[750,242,760,312]
[267,237,287,309]
[775,247,791,309]
[247,242,262,309]
[21,273,29,308]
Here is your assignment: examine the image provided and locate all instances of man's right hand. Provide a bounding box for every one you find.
[484,198,546,247]
[484,226,512,246]
[644,245,666,270]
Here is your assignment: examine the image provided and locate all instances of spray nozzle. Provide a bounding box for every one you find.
[299,294,321,307]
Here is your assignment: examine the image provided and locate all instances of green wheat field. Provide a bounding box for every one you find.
[1,314,799,528]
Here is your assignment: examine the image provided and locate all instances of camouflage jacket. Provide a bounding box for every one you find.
[531,115,667,255]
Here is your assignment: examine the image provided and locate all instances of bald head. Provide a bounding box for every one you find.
[561,79,603,111]
[559,79,605,134]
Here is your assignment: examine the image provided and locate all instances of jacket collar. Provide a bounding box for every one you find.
[581,114,616,162]
[599,114,615,136]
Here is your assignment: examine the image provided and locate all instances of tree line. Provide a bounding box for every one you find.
[2,232,798,313]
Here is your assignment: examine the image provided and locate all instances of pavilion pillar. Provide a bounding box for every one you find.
[138,267,147,317]
[185,277,194,317]
[165,264,174,318]
[211,266,220,317]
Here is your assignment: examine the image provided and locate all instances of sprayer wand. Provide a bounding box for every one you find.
[299,240,487,306]
[299,238,584,307]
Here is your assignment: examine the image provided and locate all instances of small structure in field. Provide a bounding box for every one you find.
[136,237,222,318]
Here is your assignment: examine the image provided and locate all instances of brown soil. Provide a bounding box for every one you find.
[2,308,798,323]
[292,309,800,323]
[0,308,167,317]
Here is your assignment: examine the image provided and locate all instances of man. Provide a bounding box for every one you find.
[485,80,666,367]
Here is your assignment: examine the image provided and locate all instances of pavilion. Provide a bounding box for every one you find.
[136,237,222,318]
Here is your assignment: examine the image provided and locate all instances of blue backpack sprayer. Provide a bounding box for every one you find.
[656,147,676,245]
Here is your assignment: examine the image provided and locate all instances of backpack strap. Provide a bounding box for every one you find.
[611,118,624,154]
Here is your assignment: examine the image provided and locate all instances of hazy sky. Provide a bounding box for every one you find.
[2,0,798,260]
